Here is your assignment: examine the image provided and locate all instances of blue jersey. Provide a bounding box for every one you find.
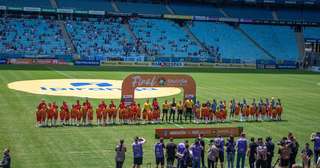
[132,142,144,158]
[226,140,236,154]
[313,136,320,151]
[212,103,217,112]
[191,144,202,161]
[215,137,225,152]
[236,138,248,154]
[155,143,165,158]
[177,143,186,154]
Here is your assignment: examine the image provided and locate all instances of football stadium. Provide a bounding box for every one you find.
[0,0,320,168]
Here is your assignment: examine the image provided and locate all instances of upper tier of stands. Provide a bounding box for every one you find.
[0,18,69,56]
[66,18,137,60]
[0,0,52,8]
[276,9,320,22]
[240,24,299,61]
[170,3,223,17]
[129,18,209,58]
[190,22,269,63]
[116,2,169,14]
[223,7,273,20]
[57,0,114,11]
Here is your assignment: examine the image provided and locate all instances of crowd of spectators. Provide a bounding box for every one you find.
[0,18,70,56]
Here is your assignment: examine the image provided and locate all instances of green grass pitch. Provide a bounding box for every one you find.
[0,65,319,168]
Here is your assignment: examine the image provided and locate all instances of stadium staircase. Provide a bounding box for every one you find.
[295,31,305,62]
[184,25,215,58]
[218,8,230,17]
[272,10,279,20]
[165,4,175,14]
[237,26,276,60]
[111,1,149,56]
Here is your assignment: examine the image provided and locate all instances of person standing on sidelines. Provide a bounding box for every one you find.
[311,132,320,165]
[256,138,267,168]
[190,138,203,168]
[215,135,225,168]
[0,148,10,168]
[248,137,257,168]
[208,139,219,168]
[115,139,127,168]
[177,100,184,123]
[155,138,165,168]
[162,100,169,123]
[265,137,274,168]
[177,140,187,168]
[236,133,248,168]
[132,137,146,168]
[226,136,236,168]
[166,138,177,168]
[198,135,206,168]
[301,143,313,168]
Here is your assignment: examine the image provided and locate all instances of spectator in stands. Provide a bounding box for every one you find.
[0,148,10,168]
[155,138,165,168]
[236,133,247,168]
[166,138,177,168]
[265,137,275,168]
[132,137,146,168]
[226,136,236,168]
[115,139,126,168]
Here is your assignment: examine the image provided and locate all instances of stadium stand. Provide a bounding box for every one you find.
[0,0,52,8]
[170,3,223,17]
[115,2,169,14]
[0,18,70,56]
[189,21,269,63]
[129,18,209,58]
[66,18,137,60]
[240,24,299,61]
[223,6,273,20]
[276,8,304,21]
[304,27,320,38]
[56,0,114,11]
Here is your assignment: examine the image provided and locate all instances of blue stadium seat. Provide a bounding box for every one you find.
[304,27,320,39]
[223,7,273,20]
[240,24,299,61]
[116,2,169,14]
[0,0,52,8]
[57,0,113,11]
[0,18,69,56]
[276,9,303,21]
[129,18,209,58]
[170,3,223,17]
[66,18,137,60]
[190,21,269,63]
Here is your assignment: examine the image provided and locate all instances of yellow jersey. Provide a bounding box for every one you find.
[162,103,170,110]
[177,103,183,110]
[143,102,151,111]
[184,100,193,108]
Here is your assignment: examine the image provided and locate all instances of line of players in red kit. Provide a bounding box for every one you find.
[35,97,283,127]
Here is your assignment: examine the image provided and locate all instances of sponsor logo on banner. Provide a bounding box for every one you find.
[131,75,189,87]
[74,60,100,66]
[7,79,181,99]
[0,59,6,64]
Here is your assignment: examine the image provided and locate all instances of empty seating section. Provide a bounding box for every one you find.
[223,7,273,20]
[302,10,320,22]
[170,3,223,17]
[129,18,208,58]
[116,2,168,14]
[66,18,136,60]
[57,0,113,11]
[0,0,52,8]
[190,22,268,63]
[241,24,299,61]
[276,9,303,21]
[304,27,320,39]
[0,18,69,56]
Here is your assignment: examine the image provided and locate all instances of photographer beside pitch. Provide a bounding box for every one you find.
[0,148,10,168]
